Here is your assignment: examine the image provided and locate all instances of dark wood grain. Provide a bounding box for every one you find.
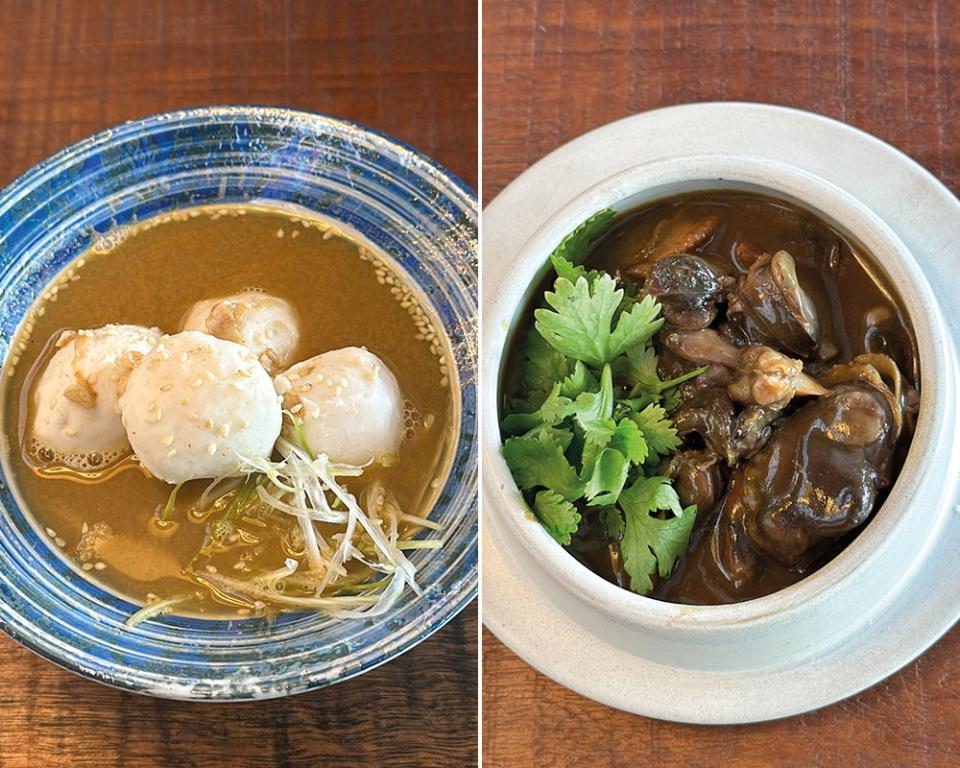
[0,2,477,767]
[482,1,960,765]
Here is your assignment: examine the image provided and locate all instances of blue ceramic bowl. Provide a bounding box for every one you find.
[0,107,477,699]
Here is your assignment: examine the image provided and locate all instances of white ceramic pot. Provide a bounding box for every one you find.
[482,147,960,721]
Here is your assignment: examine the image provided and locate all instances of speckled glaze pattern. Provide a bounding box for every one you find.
[0,107,477,699]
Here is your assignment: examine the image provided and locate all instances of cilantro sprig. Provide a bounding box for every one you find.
[501,208,701,595]
[535,275,664,367]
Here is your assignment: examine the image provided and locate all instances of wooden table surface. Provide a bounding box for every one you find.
[482,1,959,766]
[0,3,477,767]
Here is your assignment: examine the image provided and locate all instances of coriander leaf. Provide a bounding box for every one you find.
[533,489,582,545]
[523,424,575,454]
[536,425,574,452]
[499,412,540,436]
[559,360,597,399]
[569,363,614,426]
[519,328,571,407]
[621,503,697,594]
[615,342,707,402]
[568,364,616,470]
[500,383,573,435]
[548,208,616,283]
[619,476,696,594]
[608,293,665,363]
[620,474,683,517]
[614,342,660,392]
[535,275,665,367]
[583,448,630,507]
[609,418,648,464]
[630,403,681,456]
[535,275,619,366]
[552,255,596,285]
[502,432,584,501]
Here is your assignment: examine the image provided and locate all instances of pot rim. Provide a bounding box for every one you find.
[482,151,948,632]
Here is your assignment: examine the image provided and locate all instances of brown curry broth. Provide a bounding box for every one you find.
[505,190,917,605]
[2,204,455,616]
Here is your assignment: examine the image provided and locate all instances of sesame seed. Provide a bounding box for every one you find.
[166,449,178,458]
[205,564,218,573]
[266,329,275,339]
[335,386,343,397]
[310,407,320,420]
[179,398,190,406]
[290,403,303,414]
[160,383,173,392]
[180,352,188,363]
[55,537,65,547]
[44,527,56,537]
[276,228,284,238]
[82,563,93,571]
[207,443,218,455]
[217,424,230,438]
[161,435,174,446]
[204,419,213,430]
[205,371,215,382]
[94,561,106,571]
[65,428,77,437]
[192,378,203,388]
[146,401,157,413]
[240,419,250,428]
[160,351,170,360]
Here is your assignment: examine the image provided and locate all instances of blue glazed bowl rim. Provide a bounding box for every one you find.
[0,104,477,215]
[0,105,478,699]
